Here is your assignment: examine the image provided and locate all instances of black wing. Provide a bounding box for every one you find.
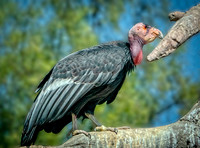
[21,43,129,145]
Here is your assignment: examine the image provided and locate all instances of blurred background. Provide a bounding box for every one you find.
[0,0,200,147]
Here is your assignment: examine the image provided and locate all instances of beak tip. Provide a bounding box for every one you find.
[158,31,164,39]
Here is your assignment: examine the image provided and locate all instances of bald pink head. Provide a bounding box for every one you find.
[128,22,163,65]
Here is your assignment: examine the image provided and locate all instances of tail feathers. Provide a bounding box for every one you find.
[21,126,39,146]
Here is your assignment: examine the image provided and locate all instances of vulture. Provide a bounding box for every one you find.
[21,22,163,146]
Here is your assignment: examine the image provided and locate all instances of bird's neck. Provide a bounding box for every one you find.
[128,35,144,65]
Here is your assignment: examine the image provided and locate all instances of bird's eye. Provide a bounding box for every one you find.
[143,25,147,30]
[143,24,150,30]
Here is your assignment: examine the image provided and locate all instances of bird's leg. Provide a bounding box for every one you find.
[85,112,101,126]
[85,113,118,134]
[72,113,78,131]
[71,113,90,137]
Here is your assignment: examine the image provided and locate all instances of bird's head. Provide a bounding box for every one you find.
[128,22,163,65]
[128,22,163,44]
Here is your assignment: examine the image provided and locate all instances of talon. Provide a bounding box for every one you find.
[95,125,118,134]
[95,125,106,131]
[72,130,91,138]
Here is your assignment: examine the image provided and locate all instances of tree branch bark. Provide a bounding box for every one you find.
[147,4,200,62]
[64,102,200,147]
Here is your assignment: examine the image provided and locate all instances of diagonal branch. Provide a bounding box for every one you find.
[147,4,200,62]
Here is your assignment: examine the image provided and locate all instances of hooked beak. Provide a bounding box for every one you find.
[152,28,163,39]
[144,26,163,44]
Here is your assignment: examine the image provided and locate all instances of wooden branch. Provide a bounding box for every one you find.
[147,4,200,62]
[26,100,200,148]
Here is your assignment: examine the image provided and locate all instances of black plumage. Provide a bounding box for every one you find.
[21,41,134,146]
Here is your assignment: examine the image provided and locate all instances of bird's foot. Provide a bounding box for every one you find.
[95,125,118,134]
[72,130,91,138]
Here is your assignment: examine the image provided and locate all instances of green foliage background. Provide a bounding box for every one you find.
[0,0,199,147]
